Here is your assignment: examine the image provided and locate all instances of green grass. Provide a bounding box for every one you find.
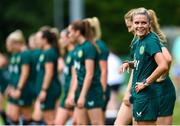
[173,100,180,125]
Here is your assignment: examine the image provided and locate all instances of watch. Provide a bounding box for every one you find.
[143,80,150,87]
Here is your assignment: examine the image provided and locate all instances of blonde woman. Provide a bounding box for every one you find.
[5,30,34,125]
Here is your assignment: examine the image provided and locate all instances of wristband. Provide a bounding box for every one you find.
[143,80,149,87]
[123,60,134,69]
[17,86,22,91]
[42,88,47,92]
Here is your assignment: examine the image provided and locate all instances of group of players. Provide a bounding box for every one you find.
[0,7,176,125]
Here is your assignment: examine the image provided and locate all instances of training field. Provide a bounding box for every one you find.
[0,100,180,125]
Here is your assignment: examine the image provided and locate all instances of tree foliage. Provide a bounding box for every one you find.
[1,0,180,54]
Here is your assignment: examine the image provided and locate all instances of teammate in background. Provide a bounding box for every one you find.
[0,53,9,124]
[28,33,45,125]
[5,30,34,125]
[54,29,75,125]
[107,52,124,110]
[148,9,176,125]
[85,17,110,123]
[67,20,104,125]
[35,29,61,124]
[114,9,135,125]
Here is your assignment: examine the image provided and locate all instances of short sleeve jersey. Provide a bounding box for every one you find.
[73,41,101,86]
[8,53,17,85]
[13,50,33,88]
[30,49,41,83]
[0,67,10,92]
[131,32,162,99]
[36,48,60,93]
[63,50,74,92]
[96,39,109,61]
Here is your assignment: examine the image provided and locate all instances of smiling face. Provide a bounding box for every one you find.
[132,14,150,38]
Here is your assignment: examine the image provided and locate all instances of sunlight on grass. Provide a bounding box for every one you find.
[173,100,180,125]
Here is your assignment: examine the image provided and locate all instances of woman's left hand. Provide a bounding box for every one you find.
[38,90,47,102]
[77,95,85,108]
[11,89,21,99]
[135,82,146,93]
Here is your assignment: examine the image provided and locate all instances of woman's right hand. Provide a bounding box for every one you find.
[118,63,129,74]
[65,94,75,108]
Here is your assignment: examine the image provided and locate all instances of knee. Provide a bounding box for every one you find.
[91,120,104,125]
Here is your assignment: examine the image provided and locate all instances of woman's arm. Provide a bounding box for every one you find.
[99,60,108,92]
[66,66,78,107]
[38,62,54,102]
[146,52,168,83]
[77,59,94,108]
[41,62,54,90]
[123,70,133,106]
[135,52,168,92]
[17,64,30,90]
[161,47,172,70]
[11,64,29,99]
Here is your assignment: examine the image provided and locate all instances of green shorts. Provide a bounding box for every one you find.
[133,97,159,121]
[75,85,104,109]
[8,93,33,107]
[85,85,104,109]
[40,91,60,111]
[158,93,176,117]
[60,91,68,108]
[0,83,8,94]
[60,91,74,110]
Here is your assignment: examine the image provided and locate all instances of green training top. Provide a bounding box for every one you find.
[63,50,74,93]
[36,48,61,93]
[131,32,162,99]
[73,41,101,87]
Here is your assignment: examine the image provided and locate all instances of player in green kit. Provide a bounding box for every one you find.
[85,17,110,123]
[130,8,169,125]
[54,29,75,125]
[0,53,10,124]
[35,29,61,125]
[27,33,45,125]
[5,30,34,125]
[68,20,104,125]
[115,9,136,125]
[115,8,176,125]
[147,9,176,125]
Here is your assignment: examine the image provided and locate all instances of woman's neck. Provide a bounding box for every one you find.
[78,36,86,44]
[43,44,51,50]
[21,45,27,52]
[67,44,74,51]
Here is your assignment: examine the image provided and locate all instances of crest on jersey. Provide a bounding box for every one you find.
[78,50,83,58]
[39,54,44,62]
[11,57,15,64]
[139,46,145,55]
[16,56,21,63]
[66,56,71,63]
